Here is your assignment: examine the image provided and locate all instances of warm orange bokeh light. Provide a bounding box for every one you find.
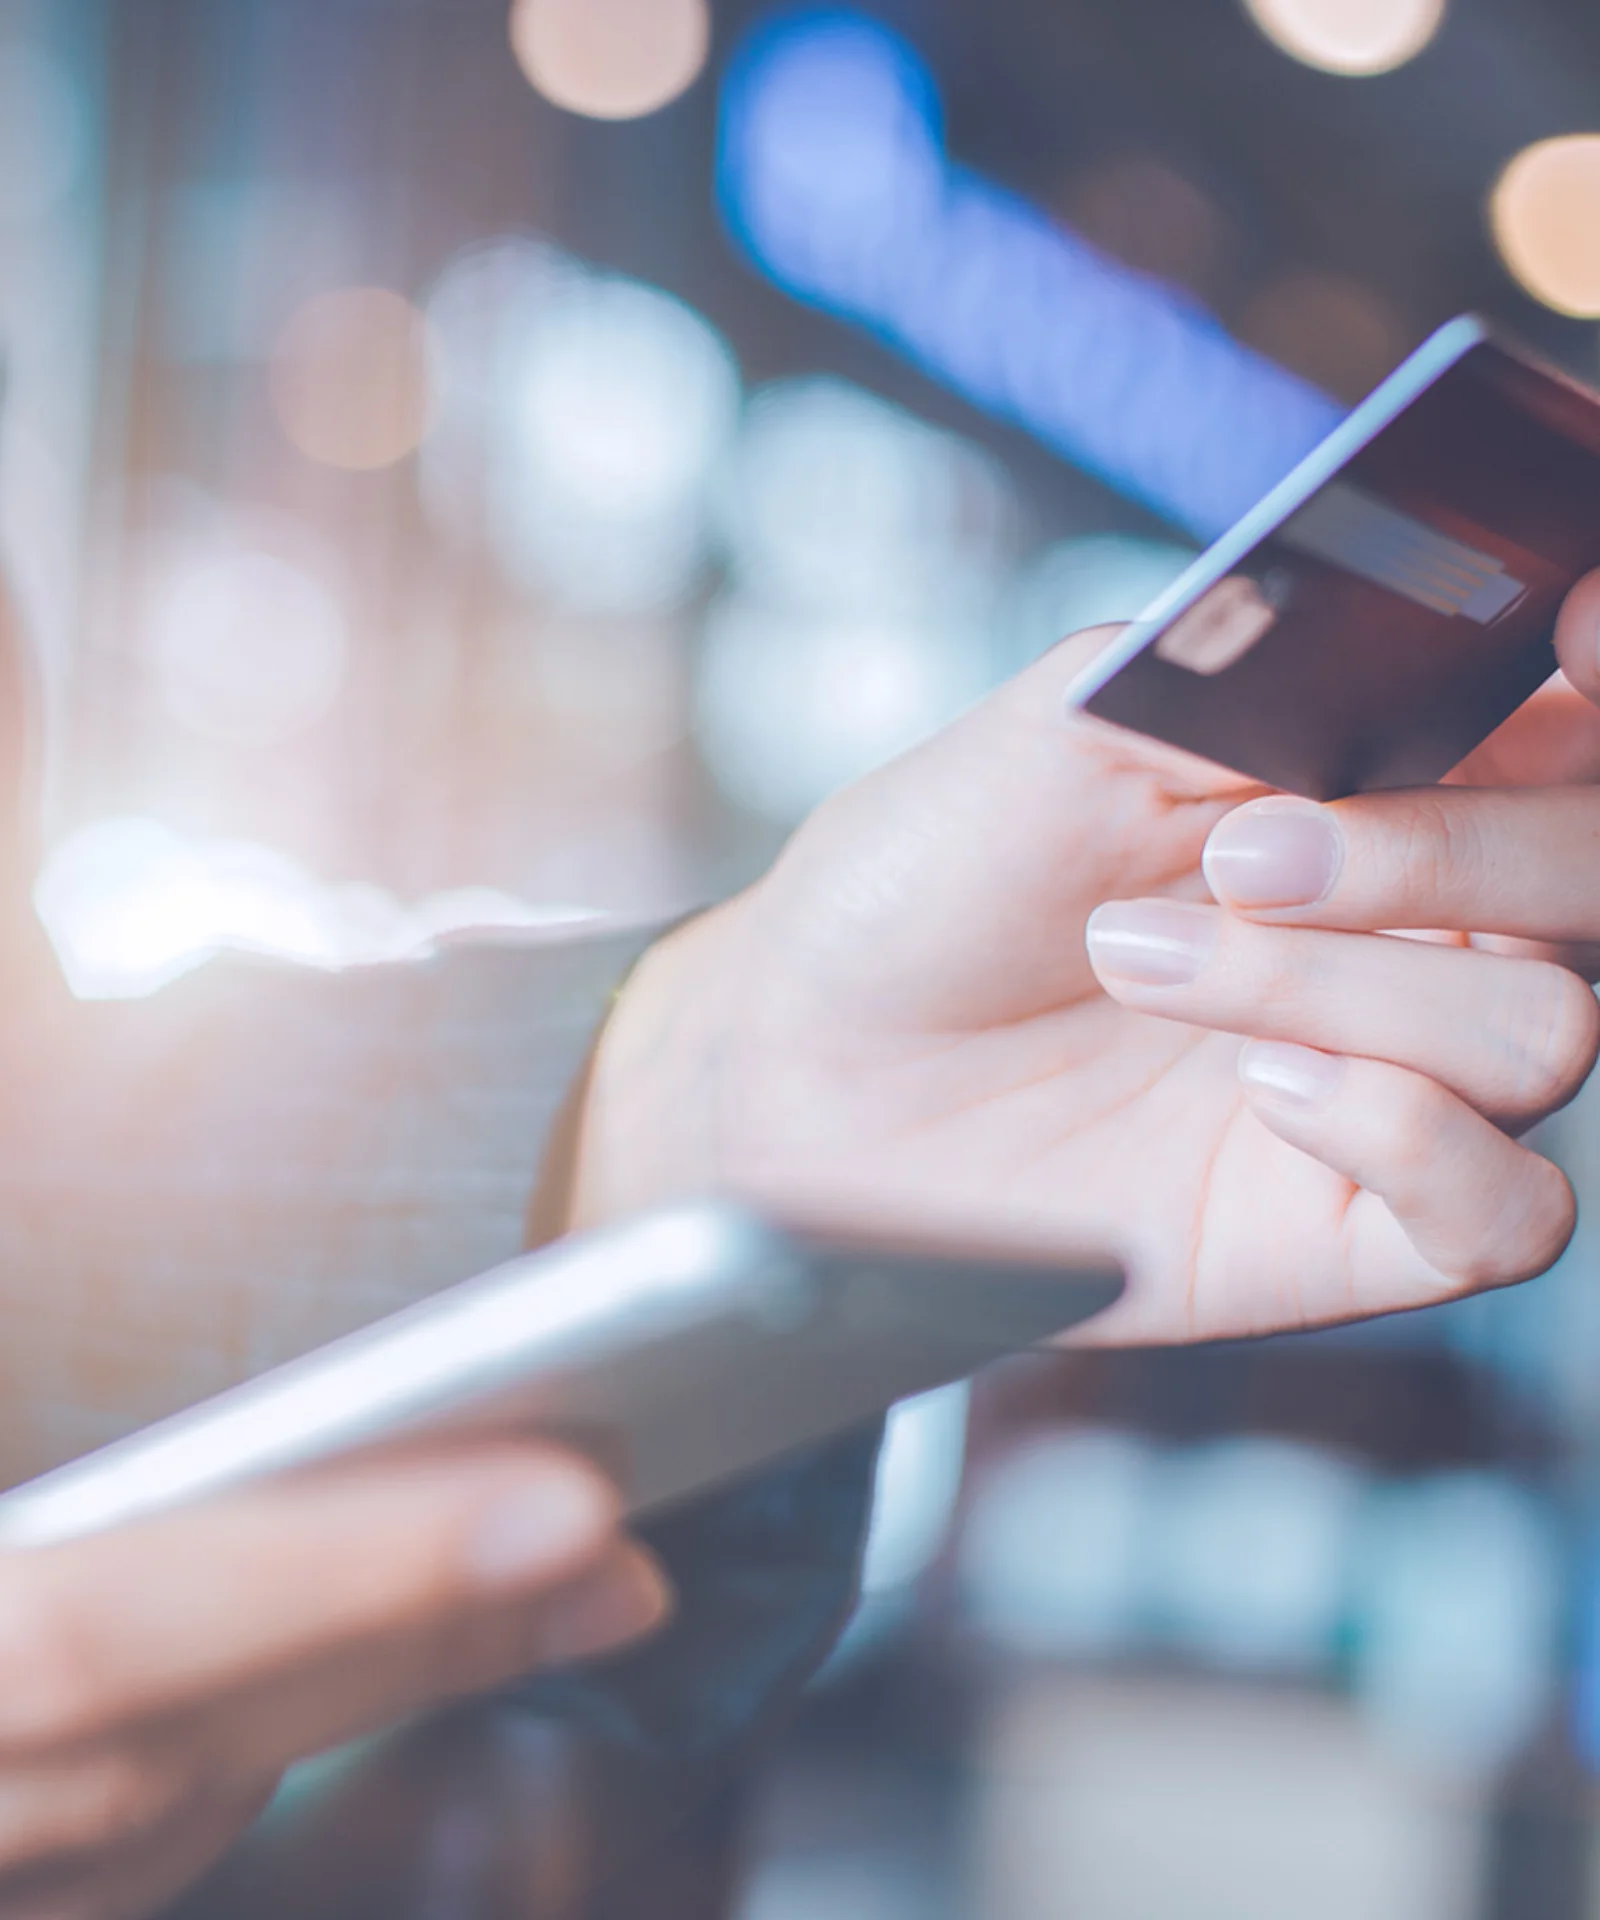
[1243,0,1446,75]
[1491,137,1600,319]
[509,0,710,122]
[270,287,436,472]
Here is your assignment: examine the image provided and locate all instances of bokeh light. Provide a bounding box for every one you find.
[1147,1439,1362,1672]
[502,274,739,607]
[425,237,574,423]
[1352,1474,1559,1771]
[422,237,572,550]
[514,284,733,514]
[1242,0,1446,76]
[270,287,436,471]
[146,548,347,746]
[509,0,710,121]
[0,43,86,225]
[999,534,1196,672]
[721,11,1340,541]
[695,598,990,823]
[960,1430,1155,1658]
[1490,136,1600,319]
[720,12,946,300]
[716,377,1016,618]
[426,243,740,613]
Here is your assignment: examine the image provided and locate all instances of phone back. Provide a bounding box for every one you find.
[1069,319,1600,799]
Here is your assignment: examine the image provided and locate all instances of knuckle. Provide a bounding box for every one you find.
[1386,792,1489,911]
[1235,925,1316,1024]
[1501,966,1600,1113]
[1365,1069,1446,1185]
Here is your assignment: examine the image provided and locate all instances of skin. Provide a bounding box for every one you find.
[578,570,1600,1346]
[0,578,669,1920]
[10,561,1600,1914]
[0,1447,669,1920]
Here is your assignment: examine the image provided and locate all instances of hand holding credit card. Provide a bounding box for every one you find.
[1065,316,1600,1307]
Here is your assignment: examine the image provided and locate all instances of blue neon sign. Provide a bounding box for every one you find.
[718,11,1344,538]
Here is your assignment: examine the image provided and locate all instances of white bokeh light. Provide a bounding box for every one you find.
[959,1430,1157,1658]
[1352,1473,1559,1772]
[716,377,1016,617]
[425,243,740,614]
[999,533,1197,671]
[496,274,740,610]
[1243,0,1446,75]
[422,237,574,550]
[425,237,576,425]
[695,597,990,823]
[1146,1439,1363,1672]
[0,44,86,225]
[147,549,348,746]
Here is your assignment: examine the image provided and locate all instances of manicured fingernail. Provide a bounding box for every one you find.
[469,1471,612,1593]
[1203,801,1343,909]
[1086,901,1218,986]
[1238,1040,1345,1106]
[537,1555,673,1666]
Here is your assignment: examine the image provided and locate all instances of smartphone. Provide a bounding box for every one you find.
[0,1203,1121,1550]
[1067,316,1600,798]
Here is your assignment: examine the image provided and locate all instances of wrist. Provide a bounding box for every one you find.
[565,901,750,1230]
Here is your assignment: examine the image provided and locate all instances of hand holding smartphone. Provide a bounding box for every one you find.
[0,1205,1120,1550]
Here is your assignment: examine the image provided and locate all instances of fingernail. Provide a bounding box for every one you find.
[537,1554,673,1666]
[1238,1040,1345,1106]
[1203,801,1343,909]
[469,1470,612,1594]
[1085,901,1218,986]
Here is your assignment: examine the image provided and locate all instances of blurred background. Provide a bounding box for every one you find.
[8,0,1600,1913]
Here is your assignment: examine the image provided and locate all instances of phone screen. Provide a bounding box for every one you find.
[1077,328,1600,798]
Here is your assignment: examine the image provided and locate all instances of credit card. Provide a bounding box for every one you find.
[1067,317,1600,798]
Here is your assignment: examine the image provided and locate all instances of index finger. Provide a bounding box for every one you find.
[1202,785,1600,944]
